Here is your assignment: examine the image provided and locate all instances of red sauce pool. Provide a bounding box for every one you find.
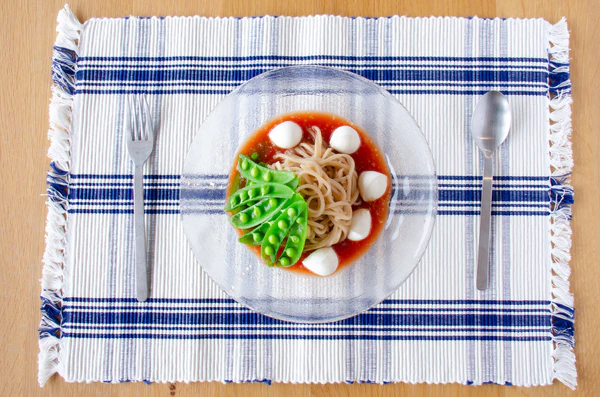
[228,111,391,275]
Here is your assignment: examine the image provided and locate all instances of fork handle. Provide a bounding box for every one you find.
[134,164,149,302]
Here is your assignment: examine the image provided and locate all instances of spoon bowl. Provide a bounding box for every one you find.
[472,91,512,155]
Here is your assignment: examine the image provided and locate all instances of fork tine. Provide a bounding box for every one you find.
[134,95,144,141]
[141,95,154,142]
[130,95,139,141]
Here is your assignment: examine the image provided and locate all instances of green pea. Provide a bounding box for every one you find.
[239,191,248,201]
[253,232,262,242]
[241,159,249,170]
[253,206,261,217]
[261,185,270,195]
[250,167,259,178]
[279,257,290,267]
[287,207,297,217]
[269,198,278,207]
[290,235,299,243]
[263,172,272,182]
[264,246,274,256]
[251,152,259,160]
[286,248,296,257]
[296,217,303,224]
[268,235,277,244]
[229,196,238,206]
[278,220,288,229]
[239,213,249,223]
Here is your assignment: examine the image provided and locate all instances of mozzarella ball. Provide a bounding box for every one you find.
[348,208,372,241]
[358,171,388,202]
[302,247,339,276]
[329,126,361,154]
[268,121,303,149]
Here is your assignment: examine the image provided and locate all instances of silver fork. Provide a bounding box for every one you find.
[125,95,155,302]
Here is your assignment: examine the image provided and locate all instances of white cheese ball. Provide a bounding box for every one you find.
[268,121,303,149]
[329,126,361,154]
[358,171,388,202]
[302,247,339,276]
[348,208,372,241]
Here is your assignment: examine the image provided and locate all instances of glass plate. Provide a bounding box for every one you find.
[180,66,437,323]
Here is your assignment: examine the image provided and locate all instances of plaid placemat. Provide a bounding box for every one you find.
[39,5,575,388]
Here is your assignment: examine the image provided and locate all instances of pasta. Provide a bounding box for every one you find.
[270,127,360,250]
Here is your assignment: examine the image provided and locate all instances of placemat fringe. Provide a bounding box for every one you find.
[38,4,81,387]
[547,17,576,390]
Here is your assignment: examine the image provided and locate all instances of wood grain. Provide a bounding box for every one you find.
[1,0,598,396]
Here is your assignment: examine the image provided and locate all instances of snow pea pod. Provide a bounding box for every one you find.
[238,154,295,184]
[278,204,308,267]
[286,176,300,191]
[229,196,292,229]
[225,182,295,211]
[261,194,305,266]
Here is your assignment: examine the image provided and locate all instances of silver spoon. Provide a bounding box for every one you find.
[472,91,512,291]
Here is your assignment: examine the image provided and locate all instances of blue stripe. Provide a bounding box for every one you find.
[62,297,550,305]
[437,203,549,208]
[437,211,548,216]
[78,80,546,89]
[69,188,182,201]
[68,187,548,203]
[63,305,550,313]
[438,183,548,189]
[77,55,550,63]
[67,209,182,215]
[78,63,549,71]
[74,89,546,96]
[62,325,549,333]
[60,333,551,342]
[76,68,547,84]
[63,311,550,327]
[70,182,182,187]
[438,189,548,202]
[70,174,183,180]
[437,175,548,181]
[69,201,181,207]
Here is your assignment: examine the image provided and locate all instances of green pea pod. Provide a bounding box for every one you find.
[229,196,293,229]
[238,221,273,246]
[224,182,295,211]
[261,194,305,266]
[238,154,295,184]
[286,176,300,191]
[278,203,308,267]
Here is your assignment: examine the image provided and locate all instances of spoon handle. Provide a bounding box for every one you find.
[477,154,494,291]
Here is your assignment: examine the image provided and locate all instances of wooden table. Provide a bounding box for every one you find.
[1,0,598,396]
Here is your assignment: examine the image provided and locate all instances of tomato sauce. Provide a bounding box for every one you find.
[228,111,391,275]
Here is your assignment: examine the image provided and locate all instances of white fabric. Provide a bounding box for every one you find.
[39,6,575,388]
